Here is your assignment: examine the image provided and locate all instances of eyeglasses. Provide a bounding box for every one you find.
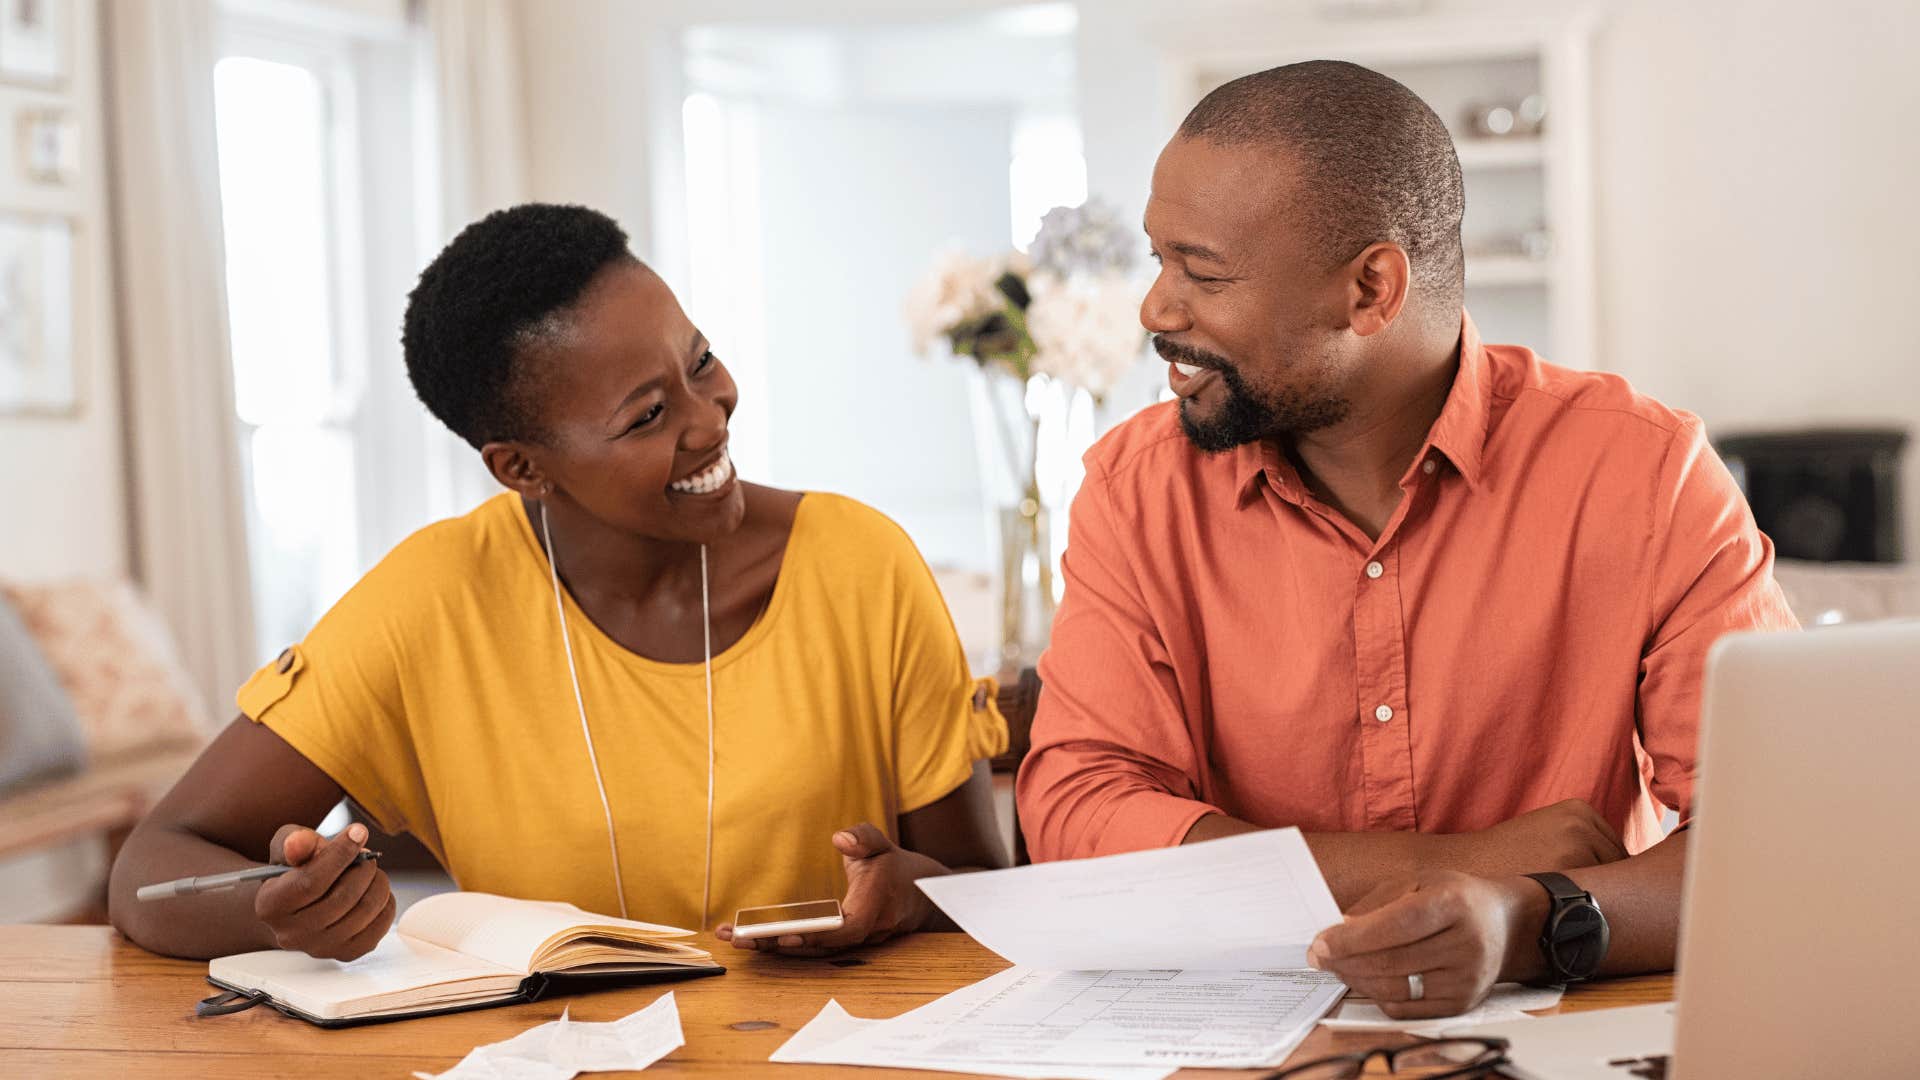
[1260,1036,1511,1079]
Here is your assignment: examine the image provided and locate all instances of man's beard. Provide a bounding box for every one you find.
[1156,336,1350,453]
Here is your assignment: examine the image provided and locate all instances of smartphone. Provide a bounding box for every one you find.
[730,899,845,940]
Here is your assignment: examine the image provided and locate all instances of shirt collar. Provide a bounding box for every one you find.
[1233,439,1288,508]
[1420,310,1490,491]
[1231,309,1490,510]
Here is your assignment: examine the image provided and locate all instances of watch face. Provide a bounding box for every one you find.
[1546,900,1609,979]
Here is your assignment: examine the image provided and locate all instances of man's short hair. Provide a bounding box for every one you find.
[1179,59,1465,314]
[402,203,637,449]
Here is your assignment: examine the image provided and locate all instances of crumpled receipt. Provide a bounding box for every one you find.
[1319,982,1565,1038]
[413,992,685,1079]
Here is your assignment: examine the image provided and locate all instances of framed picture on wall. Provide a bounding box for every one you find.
[15,106,77,185]
[0,0,67,86]
[0,213,76,415]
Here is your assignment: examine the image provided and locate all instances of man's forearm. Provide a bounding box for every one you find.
[1183,813,1459,910]
[1184,804,1648,921]
[1498,829,1688,982]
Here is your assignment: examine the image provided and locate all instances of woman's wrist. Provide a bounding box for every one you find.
[895,848,953,932]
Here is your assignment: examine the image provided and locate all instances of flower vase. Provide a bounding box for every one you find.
[997,493,1056,671]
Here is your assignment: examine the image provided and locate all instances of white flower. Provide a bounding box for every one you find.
[1025,272,1148,399]
[1029,201,1138,278]
[903,251,1008,355]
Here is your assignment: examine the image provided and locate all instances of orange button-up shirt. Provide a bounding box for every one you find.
[1018,315,1797,861]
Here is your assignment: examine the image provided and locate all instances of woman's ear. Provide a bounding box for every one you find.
[481,442,552,498]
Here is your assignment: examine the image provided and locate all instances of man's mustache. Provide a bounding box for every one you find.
[1152,335,1233,372]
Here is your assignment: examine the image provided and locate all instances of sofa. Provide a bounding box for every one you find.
[0,579,214,919]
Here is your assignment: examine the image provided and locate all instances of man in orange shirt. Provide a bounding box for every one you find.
[1016,60,1796,1018]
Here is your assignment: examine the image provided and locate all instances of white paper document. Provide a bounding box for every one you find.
[1321,982,1565,1038]
[914,828,1344,970]
[798,964,1345,1071]
[774,991,1176,1079]
[415,992,684,1079]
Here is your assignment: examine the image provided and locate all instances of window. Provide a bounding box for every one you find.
[213,11,424,664]
[680,91,771,483]
[1009,111,1086,252]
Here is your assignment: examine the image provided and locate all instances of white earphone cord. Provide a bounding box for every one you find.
[541,503,714,926]
[699,544,715,932]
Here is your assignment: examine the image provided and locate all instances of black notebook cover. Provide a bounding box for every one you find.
[200,963,726,1028]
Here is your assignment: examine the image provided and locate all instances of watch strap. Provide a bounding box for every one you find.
[1525,871,1590,904]
[1524,871,1605,983]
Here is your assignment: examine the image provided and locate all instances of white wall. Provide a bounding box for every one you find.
[0,0,119,922]
[1077,0,1920,559]
[514,0,664,259]
[1591,0,1920,556]
[0,0,127,582]
[754,100,1012,567]
[514,0,1036,265]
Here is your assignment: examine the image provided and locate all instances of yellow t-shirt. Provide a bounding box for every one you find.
[237,492,1005,930]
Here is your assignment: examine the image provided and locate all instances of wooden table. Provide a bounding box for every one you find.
[0,926,1673,1078]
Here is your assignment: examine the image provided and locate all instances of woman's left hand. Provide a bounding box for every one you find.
[716,822,948,956]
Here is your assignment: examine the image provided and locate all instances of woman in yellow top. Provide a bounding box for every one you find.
[108,204,1009,961]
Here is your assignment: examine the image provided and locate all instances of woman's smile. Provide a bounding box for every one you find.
[667,449,737,498]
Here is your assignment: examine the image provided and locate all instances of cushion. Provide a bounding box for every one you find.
[0,579,212,762]
[0,591,87,797]
[1772,559,1920,626]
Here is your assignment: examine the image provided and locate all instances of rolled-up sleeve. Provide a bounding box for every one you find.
[1636,417,1800,825]
[1015,457,1223,861]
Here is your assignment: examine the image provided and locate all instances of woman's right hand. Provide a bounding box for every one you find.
[254,823,396,961]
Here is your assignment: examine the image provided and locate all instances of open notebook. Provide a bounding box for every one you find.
[204,892,723,1027]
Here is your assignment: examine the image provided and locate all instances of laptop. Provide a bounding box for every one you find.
[1455,619,1919,1079]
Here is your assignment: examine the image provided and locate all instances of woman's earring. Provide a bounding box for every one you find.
[539,483,553,498]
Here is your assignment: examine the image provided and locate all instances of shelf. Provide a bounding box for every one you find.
[1465,256,1551,287]
[1455,137,1545,169]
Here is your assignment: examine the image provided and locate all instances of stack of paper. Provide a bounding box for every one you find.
[1321,982,1565,1038]
[774,982,1178,1080]
[773,829,1349,1075]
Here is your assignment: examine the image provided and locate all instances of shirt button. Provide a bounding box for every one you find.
[1375,704,1394,722]
[1365,561,1384,579]
[1422,459,1437,475]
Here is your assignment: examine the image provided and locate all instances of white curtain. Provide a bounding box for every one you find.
[415,0,531,517]
[100,0,256,710]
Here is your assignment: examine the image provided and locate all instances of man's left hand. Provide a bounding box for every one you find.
[1306,870,1545,1019]
[716,823,948,957]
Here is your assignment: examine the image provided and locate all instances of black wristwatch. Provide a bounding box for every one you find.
[1524,872,1609,983]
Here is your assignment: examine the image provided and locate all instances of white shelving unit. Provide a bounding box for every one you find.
[1467,255,1552,287]
[1155,9,1600,370]
[1454,136,1546,169]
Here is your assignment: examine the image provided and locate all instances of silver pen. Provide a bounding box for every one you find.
[135,850,381,901]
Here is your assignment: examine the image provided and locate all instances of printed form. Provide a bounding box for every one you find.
[815,966,1344,1069]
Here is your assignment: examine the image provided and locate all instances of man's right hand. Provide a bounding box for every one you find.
[254,823,396,961]
[1445,799,1628,878]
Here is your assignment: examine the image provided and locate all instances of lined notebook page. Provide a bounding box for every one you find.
[397,893,693,973]
[209,934,521,1020]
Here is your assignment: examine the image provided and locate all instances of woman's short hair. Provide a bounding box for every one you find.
[402,203,636,448]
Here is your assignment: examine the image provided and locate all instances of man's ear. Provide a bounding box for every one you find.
[1346,241,1411,338]
[481,441,551,498]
